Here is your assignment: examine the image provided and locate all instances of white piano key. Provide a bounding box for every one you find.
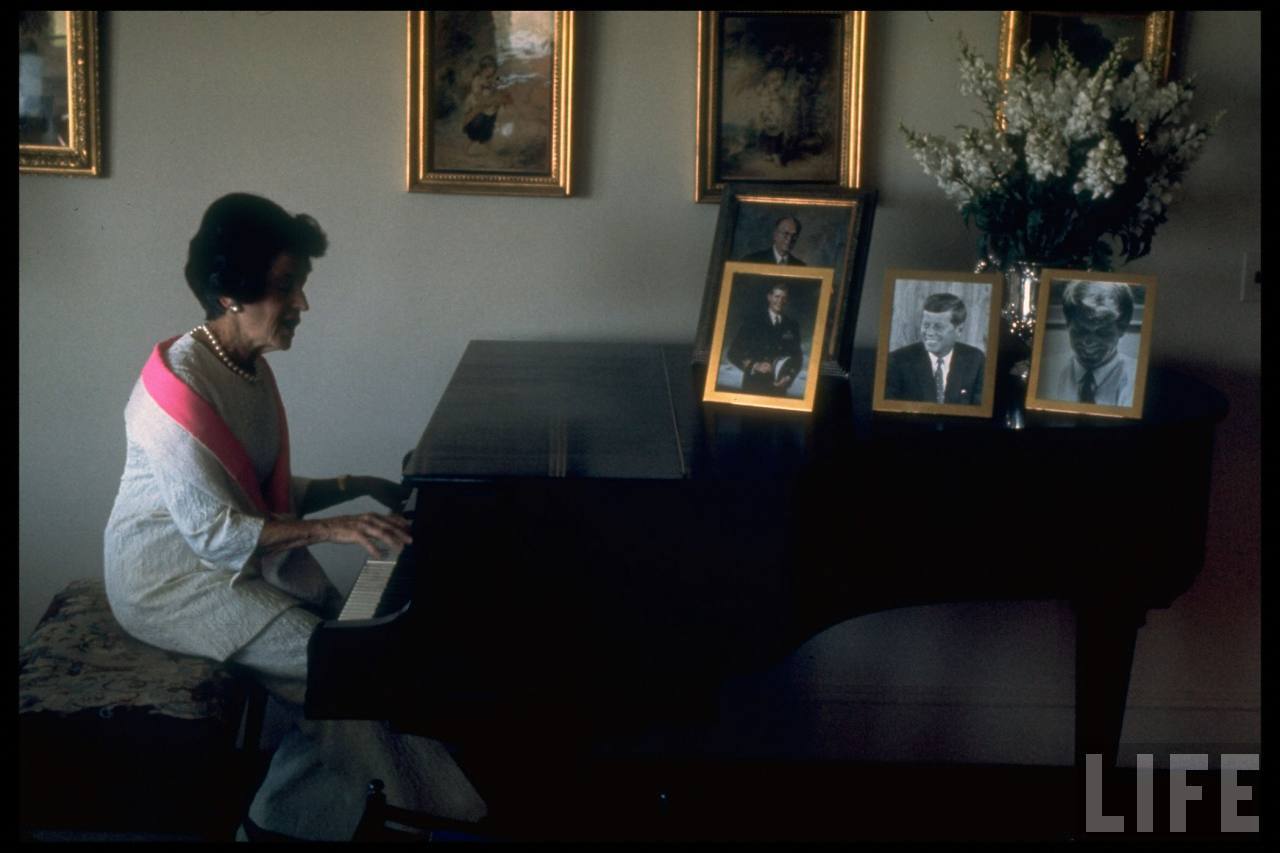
[338,558,400,621]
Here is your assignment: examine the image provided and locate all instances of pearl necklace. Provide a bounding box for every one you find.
[192,324,259,383]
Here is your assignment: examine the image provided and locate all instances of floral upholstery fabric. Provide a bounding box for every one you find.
[18,578,243,721]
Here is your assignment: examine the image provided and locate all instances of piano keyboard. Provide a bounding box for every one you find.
[335,491,418,621]
[337,549,413,621]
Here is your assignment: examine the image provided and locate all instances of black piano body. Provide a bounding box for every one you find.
[307,339,1226,816]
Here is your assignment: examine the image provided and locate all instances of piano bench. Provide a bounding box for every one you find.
[18,578,269,841]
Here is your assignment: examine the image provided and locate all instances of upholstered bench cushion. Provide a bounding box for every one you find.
[19,577,242,721]
[19,578,257,837]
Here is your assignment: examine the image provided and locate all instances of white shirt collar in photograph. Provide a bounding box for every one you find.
[1071,352,1123,386]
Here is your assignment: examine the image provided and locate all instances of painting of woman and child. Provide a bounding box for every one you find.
[430,11,554,174]
[409,11,573,195]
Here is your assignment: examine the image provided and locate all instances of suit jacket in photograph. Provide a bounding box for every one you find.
[884,340,985,405]
[726,309,805,395]
[740,248,806,266]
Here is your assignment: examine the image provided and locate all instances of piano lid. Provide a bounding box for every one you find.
[405,341,695,481]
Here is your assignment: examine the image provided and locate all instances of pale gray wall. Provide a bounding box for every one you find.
[19,11,1259,765]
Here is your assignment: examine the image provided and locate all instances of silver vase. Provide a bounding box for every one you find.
[975,257,1042,429]
[975,256,1040,381]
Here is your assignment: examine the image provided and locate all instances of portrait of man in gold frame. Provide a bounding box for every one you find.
[18,11,102,177]
[998,11,1177,84]
[695,11,866,204]
[872,270,1003,419]
[693,183,876,380]
[407,11,575,197]
[703,262,833,414]
[1026,269,1157,419]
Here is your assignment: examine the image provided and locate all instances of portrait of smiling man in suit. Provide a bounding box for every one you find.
[884,292,985,406]
[873,271,1001,418]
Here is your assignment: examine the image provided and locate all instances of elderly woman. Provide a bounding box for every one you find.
[103,193,485,840]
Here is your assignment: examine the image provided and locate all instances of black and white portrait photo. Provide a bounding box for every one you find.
[1027,271,1156,418]
[873,270,1001,418]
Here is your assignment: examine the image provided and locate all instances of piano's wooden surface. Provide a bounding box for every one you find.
[405,340,697,480]
[307,340,1227,816]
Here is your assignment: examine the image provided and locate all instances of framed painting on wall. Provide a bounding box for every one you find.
[695,11,866,203]
[19,10,102,176]
[407,11,575,196]
[997,11,1177,84]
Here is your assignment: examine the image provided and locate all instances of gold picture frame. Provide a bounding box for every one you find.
[695,11,866,204]
[872,270,1003,419]
[998,11,1177,85]
[1026,269,1157,419]
[703,261,833,414]
[19,11,102,177]
[407,11,575,197]
[692,183,877,379]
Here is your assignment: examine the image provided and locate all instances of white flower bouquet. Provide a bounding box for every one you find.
[902,36,1219,271]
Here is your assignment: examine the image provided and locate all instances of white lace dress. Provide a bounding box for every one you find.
[105,332,485,839]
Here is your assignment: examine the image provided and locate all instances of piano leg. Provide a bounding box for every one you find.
[1072,602,1147,836]
[1073,602,1145,769]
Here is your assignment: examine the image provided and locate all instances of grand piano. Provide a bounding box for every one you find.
[307,339,1226,835]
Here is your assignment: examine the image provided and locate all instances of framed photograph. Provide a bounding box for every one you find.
[703,262,833,414]
[1026,269,1156,419]
[19,11,102,177]
[872,270,1003,418]
[998,11,1177,83]
[407,11,575,196]
[695,11,866,204]
[693,184,876,379]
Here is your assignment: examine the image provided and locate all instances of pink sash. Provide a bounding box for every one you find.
[140,336,292,515]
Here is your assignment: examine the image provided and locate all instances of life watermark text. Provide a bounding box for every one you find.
[1085,752,1259,833]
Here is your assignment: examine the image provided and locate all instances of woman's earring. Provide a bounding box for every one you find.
[229,304,242,314]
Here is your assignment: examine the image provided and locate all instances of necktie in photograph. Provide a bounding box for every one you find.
[1079,369,1097,403]
[934,357,945,403]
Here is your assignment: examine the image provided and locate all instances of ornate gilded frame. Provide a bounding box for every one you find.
[695,11,866,204]
[1025,269,1157,419]
[18,11,102,177]
[997,11,1177,84]
[703,262,834,414]
[871,270,1003,419]
[693,183,876,378]
[407,11,575,197]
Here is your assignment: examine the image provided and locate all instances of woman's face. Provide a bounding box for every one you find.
[233,252,310,354]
